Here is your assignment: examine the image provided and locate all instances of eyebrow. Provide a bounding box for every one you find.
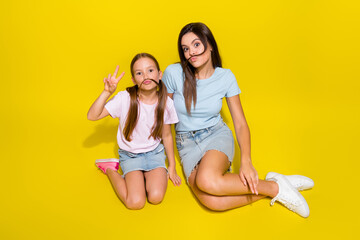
[134,65,157,72]
[181,38,201,47]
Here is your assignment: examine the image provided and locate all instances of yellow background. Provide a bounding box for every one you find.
[1,0,359,239]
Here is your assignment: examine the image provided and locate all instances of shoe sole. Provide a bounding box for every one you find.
[95,158,119,163]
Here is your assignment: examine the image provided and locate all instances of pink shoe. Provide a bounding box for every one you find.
[95,158,119,174]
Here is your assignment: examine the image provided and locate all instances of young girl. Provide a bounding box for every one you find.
[163,23,314,217]
[88,53,181,210]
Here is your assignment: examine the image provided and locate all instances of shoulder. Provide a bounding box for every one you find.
[113,90,130,99]
[215,67,235,78]
[213,67,237,84]
[163,64,184,91]
[163,63,183,77]
[107,90,130,104]
[165,96,175,107]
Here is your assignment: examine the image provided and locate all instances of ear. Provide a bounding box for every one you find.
[131,77,136,85]
[159,71,163,80]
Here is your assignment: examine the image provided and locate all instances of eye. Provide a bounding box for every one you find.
[183,47,189,52]
[194,42,200,47]
[136,72,142,75]
[149,69,154,73]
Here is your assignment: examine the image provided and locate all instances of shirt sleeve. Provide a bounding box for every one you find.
[104,92,124,118]
[162,64,178,94]
[164,97,179,124]
[225,69,241,97]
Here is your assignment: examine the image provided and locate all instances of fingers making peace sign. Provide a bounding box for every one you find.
[104,65,125,94]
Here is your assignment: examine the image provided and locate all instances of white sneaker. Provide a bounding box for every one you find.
[266,172,314,191]
[268,174,310,218]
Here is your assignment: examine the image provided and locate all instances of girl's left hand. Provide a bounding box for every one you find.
[168,167,182,186]
[239,161,259,195]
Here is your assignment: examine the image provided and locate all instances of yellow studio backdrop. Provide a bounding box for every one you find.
[1,0,359,239]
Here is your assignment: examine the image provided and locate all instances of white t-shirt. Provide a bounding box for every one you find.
[105,90,179,153]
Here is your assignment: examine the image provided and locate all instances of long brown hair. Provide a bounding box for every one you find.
[178,22,222,114]
[123,53,167,142]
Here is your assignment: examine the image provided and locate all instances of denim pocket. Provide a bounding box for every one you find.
[155,144,164,153]
[176,139,184,151]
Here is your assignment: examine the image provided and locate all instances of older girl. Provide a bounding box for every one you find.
[163,23,313,217]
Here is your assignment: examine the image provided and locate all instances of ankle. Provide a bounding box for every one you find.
[269,181,279,198]
[106,168,117,175]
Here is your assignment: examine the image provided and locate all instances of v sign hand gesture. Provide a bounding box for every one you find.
[104,65,125,95]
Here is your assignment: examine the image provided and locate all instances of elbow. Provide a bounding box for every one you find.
[234,122,250,135]
[87,112,97,121]
[162,132,172,141]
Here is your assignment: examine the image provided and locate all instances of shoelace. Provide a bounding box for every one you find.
[268,177,301,211]
[270,193,300,211]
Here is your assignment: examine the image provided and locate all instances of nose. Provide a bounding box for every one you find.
[189,47,196,56]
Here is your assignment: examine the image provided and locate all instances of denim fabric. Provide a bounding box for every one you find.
[176,119,234,182]
[118,143,166,176]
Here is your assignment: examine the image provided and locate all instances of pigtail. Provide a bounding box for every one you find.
[150,80,167,140]
[123,85,139,141]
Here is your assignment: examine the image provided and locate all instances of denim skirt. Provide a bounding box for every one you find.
[176,119,235,182]
[118,143,166,176]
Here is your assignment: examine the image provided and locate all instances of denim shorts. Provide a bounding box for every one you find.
[176,119,235,182]
[118,143,167,176]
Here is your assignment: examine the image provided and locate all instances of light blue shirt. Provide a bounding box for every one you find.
[163,63,241,132]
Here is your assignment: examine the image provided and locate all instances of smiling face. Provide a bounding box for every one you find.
[131,57,162,91]
[181,32,213,69]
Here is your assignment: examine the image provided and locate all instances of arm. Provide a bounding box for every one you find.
[226,95,259,194]
[87,90,111,120]
[87,66,125,121]
[162,124,181,186]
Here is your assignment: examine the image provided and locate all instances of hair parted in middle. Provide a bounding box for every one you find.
[178,22,222,114]
[123,53,167,142]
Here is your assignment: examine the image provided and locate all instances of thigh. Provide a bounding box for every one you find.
[144,168,168,195]
[124,170,146,200]
[197,150,230,177]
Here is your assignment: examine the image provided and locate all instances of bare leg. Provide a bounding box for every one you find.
[195,150,279,197]
[144,168,168,204]
[106,169,146,210]
[188,168,266,211]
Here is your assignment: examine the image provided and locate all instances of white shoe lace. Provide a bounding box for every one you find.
[270,193,300,212]
[269,177,300,212]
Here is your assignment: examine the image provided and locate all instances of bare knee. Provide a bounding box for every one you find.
[125,196,146,210]
[195,172,222,195]
[147,190,165,205]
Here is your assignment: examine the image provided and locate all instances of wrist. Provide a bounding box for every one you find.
[241,157,252,165]
[104,89,112,94]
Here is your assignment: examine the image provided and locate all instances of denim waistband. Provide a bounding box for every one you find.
[176,120,225,139]
[118,143,164,156]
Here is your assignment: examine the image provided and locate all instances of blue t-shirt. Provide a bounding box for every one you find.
[162,63,241,132]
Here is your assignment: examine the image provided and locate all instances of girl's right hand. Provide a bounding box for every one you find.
[104,65,125,94]
[168,167,182,186]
